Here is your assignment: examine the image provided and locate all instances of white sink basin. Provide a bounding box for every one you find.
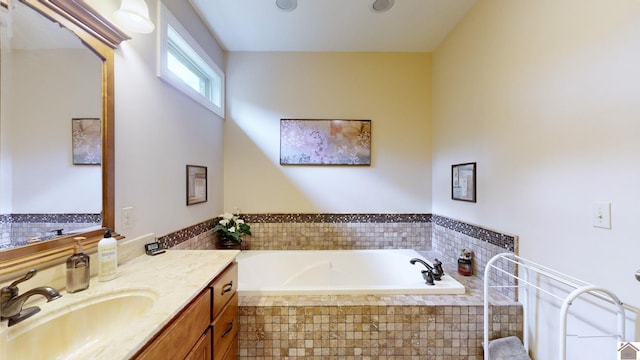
[0,288,158,359]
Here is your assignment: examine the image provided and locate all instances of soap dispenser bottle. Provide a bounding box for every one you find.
[98,228,118,281]
[66,238,90,293]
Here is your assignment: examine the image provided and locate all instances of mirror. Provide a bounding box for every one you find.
[1,0,102,249]
[0,0,128,273]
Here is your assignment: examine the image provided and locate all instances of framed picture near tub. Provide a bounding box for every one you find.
[452,162,476,202]
[186,165,207,205]
[280,119,371,165]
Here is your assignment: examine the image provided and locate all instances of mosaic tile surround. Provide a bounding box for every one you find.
[431,222,518,300]
[0,213,101,249]
[162,214,517,272]
[167,213,523,359]
[237,255,522,360]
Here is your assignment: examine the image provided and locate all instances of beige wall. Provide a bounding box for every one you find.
[86,0,226,239]
[433,0,640,355]
[224,52,432,213]
[4,49,101,213]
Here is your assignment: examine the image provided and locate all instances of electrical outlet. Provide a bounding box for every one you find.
[592,202,611,229]
[122,207,134,229]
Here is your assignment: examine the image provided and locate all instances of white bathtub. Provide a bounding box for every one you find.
[236,249,466,296]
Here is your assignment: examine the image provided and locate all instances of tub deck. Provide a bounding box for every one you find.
[238,251,521,360]
[237,249,466,296]
[239,250,513,307]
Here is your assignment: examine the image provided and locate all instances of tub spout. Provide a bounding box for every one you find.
[410,258,442,281]
[410,258,433,271]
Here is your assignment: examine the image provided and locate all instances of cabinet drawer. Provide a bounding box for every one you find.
[135,290,211,360]
[211,262,237,318]
[212,293,238,360]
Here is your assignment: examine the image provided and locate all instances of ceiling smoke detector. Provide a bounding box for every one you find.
[275,0,297,12]
[370,0,394,13]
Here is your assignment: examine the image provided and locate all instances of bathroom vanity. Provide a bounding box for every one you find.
[0,250,239,360]
[134,261,238,360]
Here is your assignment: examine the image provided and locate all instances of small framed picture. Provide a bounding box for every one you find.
[72,118,101,165]
[452,162,476,202]
[186,165,207,205]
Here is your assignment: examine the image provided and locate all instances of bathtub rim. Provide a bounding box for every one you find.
[236,249,466,296]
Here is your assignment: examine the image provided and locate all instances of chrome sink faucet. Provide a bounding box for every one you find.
[1,269,62,326]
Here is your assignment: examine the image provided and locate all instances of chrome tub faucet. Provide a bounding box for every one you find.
[410,258,444,285]
[1,269,62,326]
[433,258,445,279]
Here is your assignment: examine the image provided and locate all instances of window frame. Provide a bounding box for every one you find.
[158,3,224,117]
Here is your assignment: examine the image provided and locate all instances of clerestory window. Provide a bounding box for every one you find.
[158,4,224,117]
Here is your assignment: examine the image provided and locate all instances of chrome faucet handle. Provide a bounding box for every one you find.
[1,269,61,326]
[421,269,435,286]
[7,269,37,289]
[3,269,38,300]
[433,258,444,279]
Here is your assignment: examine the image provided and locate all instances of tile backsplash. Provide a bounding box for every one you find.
[163,213,518,267]
[164,213,519,298]
[430,215,518,282]
[0,213,101,249]
[240,213,431,251]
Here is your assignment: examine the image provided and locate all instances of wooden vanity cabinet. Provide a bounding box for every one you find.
[135,290,211,360]
[185,328,212,360]
[134,261,238,360]
[211,262,238,360]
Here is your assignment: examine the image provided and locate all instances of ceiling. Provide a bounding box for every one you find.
[189,0,478,52]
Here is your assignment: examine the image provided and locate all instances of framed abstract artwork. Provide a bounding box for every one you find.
[280,119,371,165]
[72,118,101,165]
[452,162,476,202]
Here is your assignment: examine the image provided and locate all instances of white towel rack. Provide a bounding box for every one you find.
[483,252,626,360]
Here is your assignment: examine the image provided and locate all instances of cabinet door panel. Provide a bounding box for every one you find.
[220,335,238,360]
[185,328,212,360]
[135,291,211,360]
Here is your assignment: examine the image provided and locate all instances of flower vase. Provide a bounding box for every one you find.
[217,237,241,250]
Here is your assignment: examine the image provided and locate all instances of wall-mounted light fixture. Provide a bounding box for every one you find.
[114,0,154,34]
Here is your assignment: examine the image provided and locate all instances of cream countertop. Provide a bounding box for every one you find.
[0,249,239,360]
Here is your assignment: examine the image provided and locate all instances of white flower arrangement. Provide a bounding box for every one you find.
[212,211,252,243]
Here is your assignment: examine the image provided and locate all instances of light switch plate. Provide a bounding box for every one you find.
[592,202,611,229]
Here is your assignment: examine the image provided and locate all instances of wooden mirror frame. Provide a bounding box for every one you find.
[0,0,129,274]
